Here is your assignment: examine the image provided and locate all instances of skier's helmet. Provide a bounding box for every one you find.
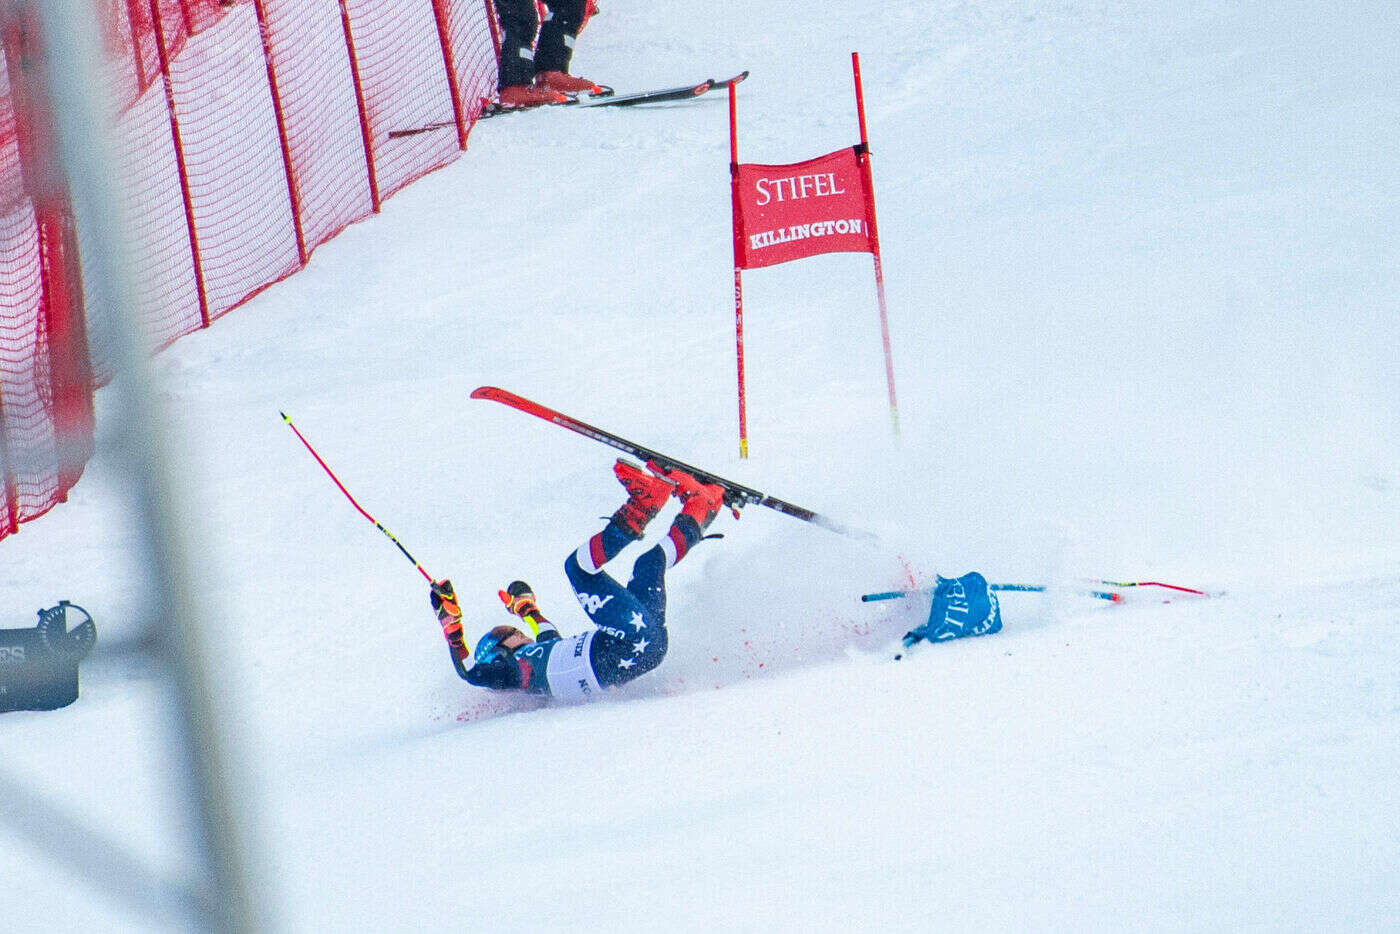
[474,624,529,664]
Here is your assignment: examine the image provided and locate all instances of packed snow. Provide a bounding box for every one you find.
[2,0,1397,930]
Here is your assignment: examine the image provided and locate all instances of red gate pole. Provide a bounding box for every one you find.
[429,0,469,148]
[252,0,308,266]
[851,52,900,437]
[728,80,750,459]
[147,0,211,327]
[338,0,381,212]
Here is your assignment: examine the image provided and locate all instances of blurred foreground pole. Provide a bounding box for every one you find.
[22,0,267,929]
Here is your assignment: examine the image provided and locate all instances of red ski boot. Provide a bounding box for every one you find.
[610,458,676,538]
[535,70,605,96]
[650,462,725,531]
[498,83,568,109]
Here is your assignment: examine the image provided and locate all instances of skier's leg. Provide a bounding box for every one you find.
[568,508,715,689]
[570,458,673,573]
[581,546,669,688]
[620,508,706,620]
[535,0,588,74]
[564,470,690,637]
[553,462,722,691]
[614,500,712,624]
[572,518,634,577]
[623,541,667,620]
[564,483,655,629]
[492,0,541,87]
[564,544,667,687]
[565,546,643,623]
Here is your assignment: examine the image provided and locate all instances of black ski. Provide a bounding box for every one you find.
[470,385,874,543]
[576,69,748,109]
[574,70,750,110]
[574,78,709,109]
[388,72,748,137]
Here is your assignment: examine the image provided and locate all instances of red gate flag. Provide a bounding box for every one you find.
[727,53,899,459]
[732,146,874,270]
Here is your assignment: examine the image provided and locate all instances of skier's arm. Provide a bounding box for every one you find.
[430,579,476,680]
[435,579,568,691]
[448,649,472,681]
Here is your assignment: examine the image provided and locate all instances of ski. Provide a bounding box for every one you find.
[388,72,748,136]
[710,71,750,91]
[574,78,710,109]
[470,385,873,542]
[578,70,748,109]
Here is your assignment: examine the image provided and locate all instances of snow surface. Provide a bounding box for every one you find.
[3,0,1399,930]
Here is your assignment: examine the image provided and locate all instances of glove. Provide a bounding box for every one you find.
[464,656,523,690]
[430,579,461,623]
[497,580,538,620]
[430,580,468,660]
[498,580,552,637]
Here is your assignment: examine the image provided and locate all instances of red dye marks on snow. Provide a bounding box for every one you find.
[839,618,873,637]
[899,555,918,589]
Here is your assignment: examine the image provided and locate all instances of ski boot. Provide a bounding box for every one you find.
[498,83,568,108]
[535,70,605,96]
[649,462,726,531]
[611,458,676,539]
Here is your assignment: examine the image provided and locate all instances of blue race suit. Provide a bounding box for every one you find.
[461,518,695,700]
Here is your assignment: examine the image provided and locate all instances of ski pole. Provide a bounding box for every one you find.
[1091,579,1209,596]
[861,584,1121,603]
[281,412,434,583]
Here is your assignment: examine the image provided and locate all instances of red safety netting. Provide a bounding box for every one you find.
[104,0,239,112]
[2,10,94,538]
[349,0,463,200]
[0,0,501,541]
[0,200,61,534]
[167,6,303,321]
[258,0,377,252]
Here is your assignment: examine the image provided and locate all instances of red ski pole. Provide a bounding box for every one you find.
[1093,579,1209,596]
[281,412,434,583]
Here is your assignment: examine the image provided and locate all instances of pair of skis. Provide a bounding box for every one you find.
[470,386,873,542]
[473,387,1215,605]
[388,71,748,139]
